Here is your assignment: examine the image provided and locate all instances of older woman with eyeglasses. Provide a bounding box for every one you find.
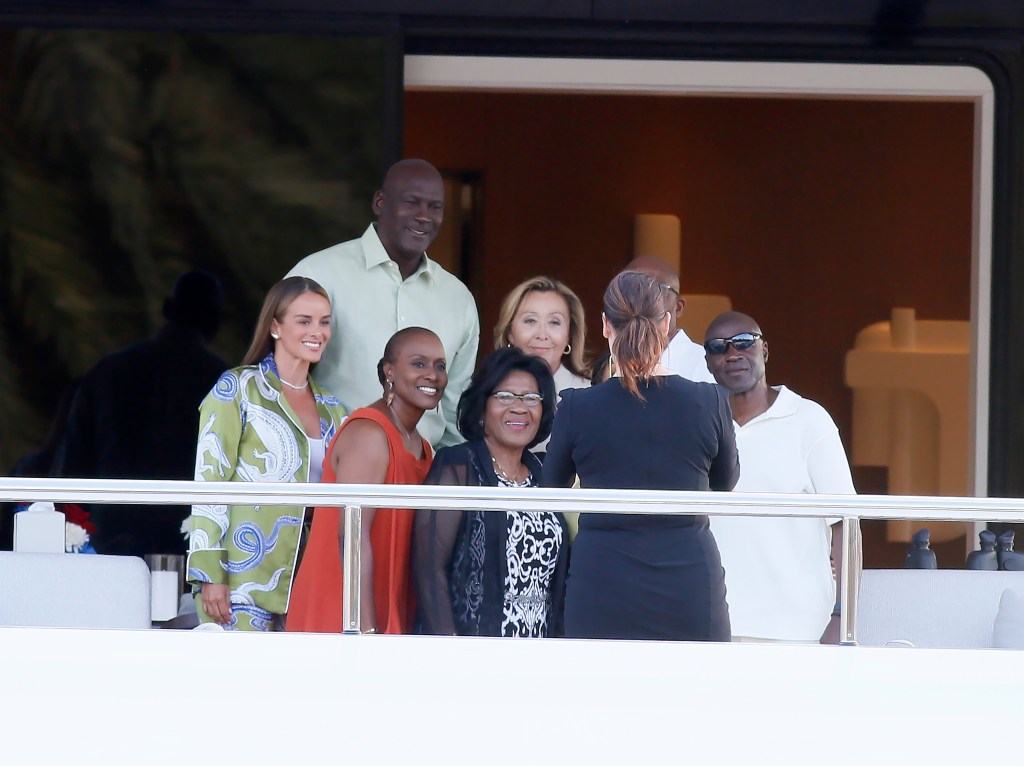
[412,347,570,637]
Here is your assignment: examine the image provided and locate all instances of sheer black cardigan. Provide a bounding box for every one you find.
[412,439,570,636]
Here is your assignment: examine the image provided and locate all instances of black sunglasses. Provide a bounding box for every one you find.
[703,332,763,355]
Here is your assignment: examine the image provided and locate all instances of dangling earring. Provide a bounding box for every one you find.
[563,344,572,356]
[271,333,280,340]
[386,379,395,407]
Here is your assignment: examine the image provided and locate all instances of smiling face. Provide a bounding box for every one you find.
[384,331,448,413]
[270,291,331,367]
[483,369,541,453]
[372,161,445,270]
[704,313,769,395]
[506,290,571,373]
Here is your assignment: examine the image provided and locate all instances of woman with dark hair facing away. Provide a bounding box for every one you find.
[188,276,347,631]
[544,270,740,641]
[413,347,570,637]
[288,327,447,634]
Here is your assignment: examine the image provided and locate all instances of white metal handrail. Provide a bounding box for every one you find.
[4,477,1024,521]
[4,476,1023,644]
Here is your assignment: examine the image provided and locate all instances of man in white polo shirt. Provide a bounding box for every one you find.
[704,311,855,642]
[287,159,479,447]
[627,255,715,383]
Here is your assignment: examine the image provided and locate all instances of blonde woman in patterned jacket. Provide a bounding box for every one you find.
[187,277,347,631]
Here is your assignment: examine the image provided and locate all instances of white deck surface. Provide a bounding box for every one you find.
[1,627,1021,764]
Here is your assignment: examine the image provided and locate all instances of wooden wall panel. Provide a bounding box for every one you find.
[405,90,974,466]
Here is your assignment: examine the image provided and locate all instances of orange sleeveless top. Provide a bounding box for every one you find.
[286,407,432,634]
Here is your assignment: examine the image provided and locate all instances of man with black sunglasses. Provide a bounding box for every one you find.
[626,255,715,383]
[703,311,855,644]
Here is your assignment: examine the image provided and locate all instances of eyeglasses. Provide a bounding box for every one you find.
[492,391,543,407]
[703,332,763,355]
[659,283,680,298]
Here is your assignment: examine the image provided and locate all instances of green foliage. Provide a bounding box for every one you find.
[0,28,386,472]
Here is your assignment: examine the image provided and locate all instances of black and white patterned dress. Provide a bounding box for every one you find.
[416,440,571,636]
[497,473,564,637]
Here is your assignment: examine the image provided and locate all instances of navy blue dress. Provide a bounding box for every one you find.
[544,376,739,641]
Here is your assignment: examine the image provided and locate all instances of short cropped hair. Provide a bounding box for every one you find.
[376,326,438,388]
[457,347,556,449]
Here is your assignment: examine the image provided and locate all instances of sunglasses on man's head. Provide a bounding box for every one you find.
[703,332,763,356]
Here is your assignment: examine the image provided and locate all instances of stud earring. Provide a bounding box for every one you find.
[271,333,280,340]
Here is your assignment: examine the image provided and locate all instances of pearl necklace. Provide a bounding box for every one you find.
[492,455,525,484]
[279,376,309,391]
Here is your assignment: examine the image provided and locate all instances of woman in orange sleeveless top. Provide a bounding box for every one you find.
[287,327,448,634]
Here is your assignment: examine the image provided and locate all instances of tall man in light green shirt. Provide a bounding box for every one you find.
[287,159,480,447]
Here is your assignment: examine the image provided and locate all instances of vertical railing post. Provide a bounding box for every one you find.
[342,504,362,635]
[839,515,862,646]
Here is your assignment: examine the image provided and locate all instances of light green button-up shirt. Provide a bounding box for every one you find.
[287,224,480,447]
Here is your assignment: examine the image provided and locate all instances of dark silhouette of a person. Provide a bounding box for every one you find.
[53,270,228,557]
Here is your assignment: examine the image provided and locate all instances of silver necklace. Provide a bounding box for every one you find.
[279,376,309,391]
[492,455,524,484]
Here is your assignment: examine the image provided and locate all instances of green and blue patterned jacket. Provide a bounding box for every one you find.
[187,354,347,621]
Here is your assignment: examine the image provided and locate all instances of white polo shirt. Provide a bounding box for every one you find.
[287,225,480,448]
[710,385,856,641]
[662,330,716,383]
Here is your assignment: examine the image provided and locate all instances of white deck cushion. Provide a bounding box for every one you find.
[992,587,1024,649]
[0,551,151,629]
[858,569,1024,649]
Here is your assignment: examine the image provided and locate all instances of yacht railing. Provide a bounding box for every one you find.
[4,476,1024,643]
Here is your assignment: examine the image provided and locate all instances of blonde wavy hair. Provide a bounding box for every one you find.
[493,276,589,378]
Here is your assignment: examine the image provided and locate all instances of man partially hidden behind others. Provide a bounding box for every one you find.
[704,311,855,643]
[626,254,714,383]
